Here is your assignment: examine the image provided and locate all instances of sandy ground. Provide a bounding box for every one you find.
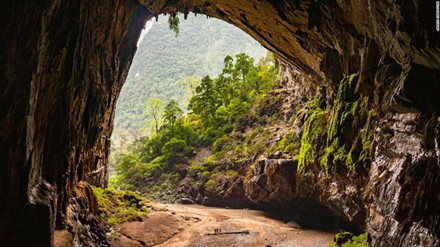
[109,203,334,247]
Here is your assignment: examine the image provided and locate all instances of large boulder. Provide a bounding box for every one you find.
[246,159,297,204]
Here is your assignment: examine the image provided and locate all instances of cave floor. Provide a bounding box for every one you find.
[108,203,334,247]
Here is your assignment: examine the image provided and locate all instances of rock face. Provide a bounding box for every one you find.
[246,159,297,204]
[0,0,150,245]
[59,182,109,247]
[0,0,439,246]
[365,113,440,246]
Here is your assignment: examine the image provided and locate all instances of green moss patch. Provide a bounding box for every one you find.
[329,232,370,247]
[91,186,150,225]
[320,73,375,174]
[298,99,328,172]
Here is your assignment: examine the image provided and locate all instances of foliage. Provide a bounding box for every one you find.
[188,53,279,146]
[168,14,180,37]
[112,52,279,195]
[320,73,375,174]
[162,138,193,162]
[91,186,150,225]
[114,13,267,132]
[164,99,183,126]
[298,98,328,172]
[144,98,164,134]
[329,232,370,247]
[276,130,298,155]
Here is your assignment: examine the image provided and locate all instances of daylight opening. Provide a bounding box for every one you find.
[96,14,345,245]
[109,14,273,199]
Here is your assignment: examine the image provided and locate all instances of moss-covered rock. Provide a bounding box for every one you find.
[298,107,328,172]
[320,73,375,174]
[91,186,150,225]
[329,231,370,247]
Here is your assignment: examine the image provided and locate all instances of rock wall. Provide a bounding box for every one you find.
[0,0,149,245]
[0,0,439,246]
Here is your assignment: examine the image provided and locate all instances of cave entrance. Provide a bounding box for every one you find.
[1,1,368,245]
[103,12,355,243]
[99,13,346,245]
[109,13,270,203]
[3,0,439,246]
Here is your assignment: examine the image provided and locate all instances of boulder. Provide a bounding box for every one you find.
[246,159,297,204]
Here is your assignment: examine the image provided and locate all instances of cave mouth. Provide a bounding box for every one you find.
[108,12,269,198]
[106,12,356,238]
[3,0,439,246]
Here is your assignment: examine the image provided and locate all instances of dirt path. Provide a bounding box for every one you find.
[109,203,334,247]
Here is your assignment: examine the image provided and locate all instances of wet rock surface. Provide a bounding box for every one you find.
[1,0,149,245]
[365,113,440,247]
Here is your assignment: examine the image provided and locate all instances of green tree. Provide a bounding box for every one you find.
[164,100,183,127]
[144,98,164,134]
[188,76,220,120]
[112,52,280,194]
[117,153,140,176]
[162,138,192,163]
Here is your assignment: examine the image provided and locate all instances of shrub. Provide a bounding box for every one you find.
[91,186,150,225]
[162,138,192,162]
[212,135,229,153]
[329,232,370,247]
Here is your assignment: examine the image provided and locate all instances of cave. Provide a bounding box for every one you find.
[1,0,439,246]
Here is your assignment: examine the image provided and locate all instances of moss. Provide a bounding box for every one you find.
[276,130,299,156]
[212,134,229,152]
[321,138,349,174]
[204,169,239,191]
[359,110,374,163]
[329,232,370,247]
[298,106,328,172]
[327,73,359,144]
[225,169,238,177]
[91,186,150,225]
[321,73,375,174]
[205,179,216,191]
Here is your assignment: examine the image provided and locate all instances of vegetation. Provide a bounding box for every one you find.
[109,18,376,234]
[114,13,266,134]
[298,97,328,172]
[329,232,370,247]
[111,53,279,195]
[104,13,378,237]
[91,186,150,225]
[320,73,375,174]
[144,98,164,134]
[294,73,375,175]
[168,14,180,37]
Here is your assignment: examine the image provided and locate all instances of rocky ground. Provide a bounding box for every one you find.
[108,203,334,247]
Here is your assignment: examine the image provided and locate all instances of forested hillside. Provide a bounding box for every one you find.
[114,14,267,134]
[111,52,280,199]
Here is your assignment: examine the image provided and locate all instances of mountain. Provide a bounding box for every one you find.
[114,14,267,133]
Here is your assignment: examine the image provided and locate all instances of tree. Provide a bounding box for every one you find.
[162,138,192,163]
[188,76,220,120]
[144,98,164,134]
[164,100,183,127]
[179,76,200,106]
